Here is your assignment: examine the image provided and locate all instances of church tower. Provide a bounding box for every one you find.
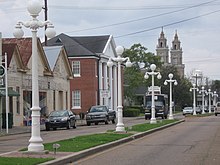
[156,28,169,64]
[170,30,185,77]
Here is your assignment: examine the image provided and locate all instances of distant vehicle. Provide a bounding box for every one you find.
[144,86,168,120]
[195,107,202,114]
[182,107,193,115]
[182,106,201,115]
[45,110,76,131]
[86,105,116,126]
[214,102,220,116]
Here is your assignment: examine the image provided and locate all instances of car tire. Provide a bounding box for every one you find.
[95,122,98,125]
[105,120,109,125]
[112,119,115,124]
[87,122,91,126]
[46,126,50,131]
[215,113,217,116]
[67,121,71,129]
[53,128,57,130]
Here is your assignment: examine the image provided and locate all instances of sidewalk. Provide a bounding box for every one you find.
[0,119,87,136]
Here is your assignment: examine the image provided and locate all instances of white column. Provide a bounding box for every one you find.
[109,66,113,110]
[103,63,108,106]
[113,66,117,112]
[99,61,103,105]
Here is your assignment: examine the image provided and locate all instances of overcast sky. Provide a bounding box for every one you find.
[1,0,220,81]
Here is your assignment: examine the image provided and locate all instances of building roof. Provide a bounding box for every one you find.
[3,38,32,66]
[43,46,62,70]
[45,33,110,57]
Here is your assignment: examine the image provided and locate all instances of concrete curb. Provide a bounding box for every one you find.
[40,119,185,165]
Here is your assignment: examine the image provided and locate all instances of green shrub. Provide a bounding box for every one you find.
[123,108,140,117]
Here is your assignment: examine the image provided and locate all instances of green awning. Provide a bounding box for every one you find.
[0,88,20,97]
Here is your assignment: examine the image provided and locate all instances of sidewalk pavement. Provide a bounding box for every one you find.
[0,119,87,136]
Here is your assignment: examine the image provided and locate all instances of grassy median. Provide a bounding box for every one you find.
[0,119,180,165]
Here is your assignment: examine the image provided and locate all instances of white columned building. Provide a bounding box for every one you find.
[103,63,108,105]
[99,61,103,105]
[109,65,113,110]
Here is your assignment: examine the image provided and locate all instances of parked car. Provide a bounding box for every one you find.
[86,105,116,126]
[195,107,202,114]
[45,110,76,131]
[215,102,220,116]
[182,107,193,115]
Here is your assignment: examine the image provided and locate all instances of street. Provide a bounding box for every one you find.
[73,116,220,165]
[0,117,148,154]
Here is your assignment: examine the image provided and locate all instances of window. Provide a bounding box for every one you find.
[16,87,20,114]
[72,61,80,77]
[72,90,81,109]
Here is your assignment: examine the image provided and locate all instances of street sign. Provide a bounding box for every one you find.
[100,89,110,98]
[0,65,5,77]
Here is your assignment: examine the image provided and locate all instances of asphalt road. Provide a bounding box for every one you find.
[0,116,149,154]
[73,116,220,165]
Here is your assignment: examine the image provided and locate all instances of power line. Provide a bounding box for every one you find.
[65,0,218,33]
[115,9,220,38]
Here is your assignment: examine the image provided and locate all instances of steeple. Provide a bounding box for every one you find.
[170,30,185,77]
[156,27,169,64]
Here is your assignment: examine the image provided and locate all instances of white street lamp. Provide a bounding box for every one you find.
[144,64,161,124]
[164,73,177,120]
[13,0,56,152]
[213,91,218,106]
[207,89,213,113]
[190,84,199,115]
[200,86,206,114]
[107,46,132,132]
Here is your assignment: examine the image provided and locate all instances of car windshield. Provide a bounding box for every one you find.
[146,101,163,107]
[49,110,68,117]
[184,107,192,110]
[90,106,106,113]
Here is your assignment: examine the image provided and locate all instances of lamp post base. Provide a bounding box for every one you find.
[115,123,126,132]
[168,115,174,120]
[150,118,157,124]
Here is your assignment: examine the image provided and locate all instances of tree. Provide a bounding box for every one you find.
[160,65,192,109]
[123,43,162,101]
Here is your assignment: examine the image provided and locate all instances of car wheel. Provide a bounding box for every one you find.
[53,128,57,130]
[215,113,217,116]
[87,122,91,126]
[95,122,98,125]
[67,121,71,129]
[46,126,50,131]
[112,119,115,124]
[145,116,148,120]
[105,120,109,125]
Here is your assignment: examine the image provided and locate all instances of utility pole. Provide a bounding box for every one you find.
[44,0,48,46]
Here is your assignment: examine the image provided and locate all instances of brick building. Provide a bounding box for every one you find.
[46,33,119,115]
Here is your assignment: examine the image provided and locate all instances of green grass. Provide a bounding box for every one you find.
[126,119,178,132]
[44,133,131,152]
[0,157,54,165]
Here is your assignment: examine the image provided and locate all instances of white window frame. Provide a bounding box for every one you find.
[72,61,81,77]
[72,90,81,109]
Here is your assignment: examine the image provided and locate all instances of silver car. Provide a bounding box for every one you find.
[182,107,193,115]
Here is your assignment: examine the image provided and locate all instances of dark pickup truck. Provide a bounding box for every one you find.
[86,105,116,126]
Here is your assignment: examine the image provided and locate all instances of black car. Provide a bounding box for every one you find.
[45,110,76,131]
[86,106,116,126]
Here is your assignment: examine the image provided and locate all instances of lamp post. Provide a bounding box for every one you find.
[13,0,55,152]
[164,73,177,120]
[213,91,218,106]
[144,64,161,124]
[190,84,199,115]
[107,46,132,132]
[200,86,206,114]
[207,89,213,113]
